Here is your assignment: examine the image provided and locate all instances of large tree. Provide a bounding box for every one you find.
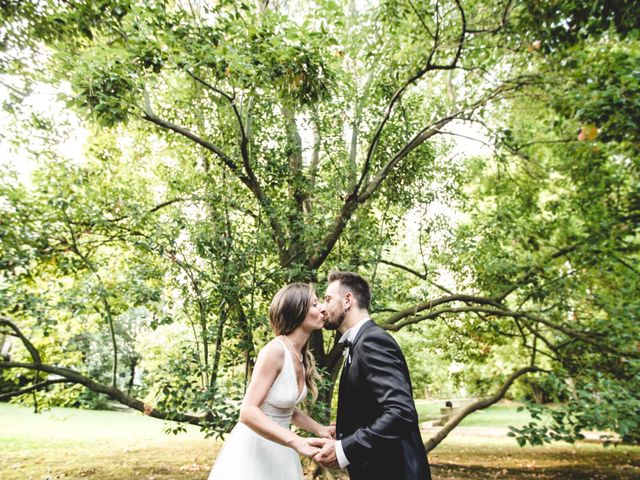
[1,0,638,451]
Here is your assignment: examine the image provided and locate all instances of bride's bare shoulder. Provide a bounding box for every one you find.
[255,338,285,370]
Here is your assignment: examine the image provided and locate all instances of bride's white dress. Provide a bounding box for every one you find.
[208,338,307,480]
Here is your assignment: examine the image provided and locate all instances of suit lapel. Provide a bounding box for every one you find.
[336,320,376,423]
[336,351,349,432]
[338,320,375,382]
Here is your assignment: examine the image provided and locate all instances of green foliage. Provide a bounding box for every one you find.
[516,0,640,48]
[149,345,243,438]
[65,49,142,126]
[509,365,640,446]
[433,13,640,444]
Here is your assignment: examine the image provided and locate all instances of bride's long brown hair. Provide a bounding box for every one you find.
[269,283,321,401]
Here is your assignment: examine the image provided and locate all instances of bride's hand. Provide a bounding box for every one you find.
[318,424,336,439]
[293,437,328,458]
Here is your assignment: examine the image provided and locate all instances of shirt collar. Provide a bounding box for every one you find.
[339,317,370,344]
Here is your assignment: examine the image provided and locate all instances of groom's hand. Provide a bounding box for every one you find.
[294,437,328,458]
[308,437,329,449]
[313,439,339,469]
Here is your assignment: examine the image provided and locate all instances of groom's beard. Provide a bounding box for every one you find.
[323,309,345,331]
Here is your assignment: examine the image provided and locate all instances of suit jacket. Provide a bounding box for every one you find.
[336,320,431,480]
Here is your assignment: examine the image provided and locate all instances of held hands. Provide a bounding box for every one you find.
[313,439,339,469]
[295,436,339,469]
[292,436,329,458]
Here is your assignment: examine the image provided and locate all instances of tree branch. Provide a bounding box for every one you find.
[360,77,531,203]
[382,295,502,327]
[309,70,535,273]
[185,70,252,175]
[306,193,359,270]
[308,109,322,198]
[424,366,541,452]
[378,259,454,294]
[141,80,237,168]
[0,318,41,364]
[0,361,205,424]
[355,2,466,197]
[61,209,119,387]
[0,378,72,401]
[283,106,308,255]
[466,0,513,34]
[381,299,640,360]
[379,259,427,280]
[518,311,639,359]
[69,197,193,226]
[142,92,287,262]
[355,1,431,195]
[142,111,243,178]
[407,0,435,40]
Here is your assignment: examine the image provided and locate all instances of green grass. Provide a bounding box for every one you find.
[415,400,532,427]
[414,400,442,419]
[1,401,203,437]
[458,404,532,427]
[0,402,216,480]
[1,402,639,480]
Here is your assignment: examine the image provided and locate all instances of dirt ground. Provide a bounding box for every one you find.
[305,428,640,480]
[3,435,639,480]
[2,404,639,480]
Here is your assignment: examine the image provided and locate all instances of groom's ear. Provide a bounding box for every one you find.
[344,291,354,309]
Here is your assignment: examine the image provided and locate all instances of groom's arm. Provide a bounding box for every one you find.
[340,330,418,467]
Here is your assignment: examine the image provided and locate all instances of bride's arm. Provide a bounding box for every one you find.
[238,341,325,457]
[291,408,335,439]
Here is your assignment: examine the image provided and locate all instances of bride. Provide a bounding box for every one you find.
[208,283,333,480]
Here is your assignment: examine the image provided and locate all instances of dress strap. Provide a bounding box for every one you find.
[276,336,307,376]
[275,336,290,364]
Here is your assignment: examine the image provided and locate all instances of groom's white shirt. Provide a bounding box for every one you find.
[335,316,370,469]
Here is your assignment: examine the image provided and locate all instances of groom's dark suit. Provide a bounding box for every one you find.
[336,320,431,480]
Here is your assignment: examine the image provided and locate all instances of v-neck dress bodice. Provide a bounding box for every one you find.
[260,337,307,427]
[208,338,308,480]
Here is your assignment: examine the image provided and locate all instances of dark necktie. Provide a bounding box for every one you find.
[342,339,353,364]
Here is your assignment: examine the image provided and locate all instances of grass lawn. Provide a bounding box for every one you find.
[0,402,217,480]
[414,400,534,427]
[1,402,639,480]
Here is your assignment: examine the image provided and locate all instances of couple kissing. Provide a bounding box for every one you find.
[208,270,431,480]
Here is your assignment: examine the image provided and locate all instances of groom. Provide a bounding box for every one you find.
[314,270,431,479]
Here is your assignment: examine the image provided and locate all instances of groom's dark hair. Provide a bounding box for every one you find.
[328,270,371,310]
